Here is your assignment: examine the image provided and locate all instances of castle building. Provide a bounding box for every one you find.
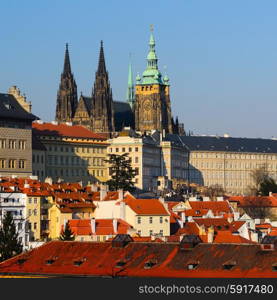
[55,43,78,123]
[134,30,174,134]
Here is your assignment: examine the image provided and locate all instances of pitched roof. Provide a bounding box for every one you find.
[124,195,169,216]
[166,134,277,154]
[188,201,232,213]
[32,122,107,140]
[1,241,277,278]
[0,93,37,121]
[213,231,255,244]
[227,196,277,207]
[67,219,132,236]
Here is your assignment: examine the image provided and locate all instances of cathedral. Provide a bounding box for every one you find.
[55,30,183,135]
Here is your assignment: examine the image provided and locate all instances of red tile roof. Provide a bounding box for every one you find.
[124,195,169,216]
[188,201,232,213]
[213,231,255,244]
[1,241,277,278]
[67,219,133,236]
[32,122,107,140]
[227,196,277,207]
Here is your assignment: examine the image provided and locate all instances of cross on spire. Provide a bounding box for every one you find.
[63,43,71,74]
[97,40,107,74]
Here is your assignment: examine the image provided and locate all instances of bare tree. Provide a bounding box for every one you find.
[248,164,268,196]
[242,197,273,219]
[203,184,225,200]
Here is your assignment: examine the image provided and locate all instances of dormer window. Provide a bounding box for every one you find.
[17,258,27,265]
[45,259,55,265]
[74,260,83,266]
[187,263,199,270]
[223,261,236,270]
[115,260,126,268]
[144,259,157,269]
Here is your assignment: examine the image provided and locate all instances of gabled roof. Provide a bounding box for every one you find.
[0,93,37,121]
[124,195,169,216]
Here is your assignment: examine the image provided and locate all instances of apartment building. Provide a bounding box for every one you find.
[0,91,37,177]
[32,121,109,184]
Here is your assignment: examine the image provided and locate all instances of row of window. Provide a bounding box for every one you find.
[0,159,26,169]
[110,147,139,153]
[191,152,277,160]
[46,168,104,177]
[47,155,105,166]
[137,230,164,236]
[47,145,104,154]
[0,139,26,150]
[137,216,164,224]
[33,154,44,164]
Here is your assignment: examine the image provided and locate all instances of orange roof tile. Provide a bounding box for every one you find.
[124,195,169,216]
[32,122,107,140]
[67,219,132,236]
[213,231,255,244]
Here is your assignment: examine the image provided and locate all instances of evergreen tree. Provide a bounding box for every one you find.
[0,211,23,262]
[105,153,136,192]
[60,221,75,241]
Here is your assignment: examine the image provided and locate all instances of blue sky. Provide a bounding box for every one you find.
[1,0,277,138]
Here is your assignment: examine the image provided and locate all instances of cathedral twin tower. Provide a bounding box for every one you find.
[55,30,182,135]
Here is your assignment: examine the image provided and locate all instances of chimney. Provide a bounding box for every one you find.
[118,189,123,201]
[91,184,98,192]
[120,202,126,220]
[207,227,214,243]
[113,219,118,234]
[269,192,272,196]
[181,212,186,222]
[100,184,107,201]
[91,218,96,234]
[44,177,53,185]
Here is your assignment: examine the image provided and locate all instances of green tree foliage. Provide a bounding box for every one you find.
[60,221,75,241]
[0,211,23,262]
[105,153,136,192]
[260,177,277,196]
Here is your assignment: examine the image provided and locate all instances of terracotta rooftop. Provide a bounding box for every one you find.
[67,219,133,236]
[32,122,107,140]
[1,241,277,278]
[227,196,277,207]
[124,195,169,216]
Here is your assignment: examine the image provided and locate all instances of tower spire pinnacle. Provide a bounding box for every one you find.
[63,43,71,74]
[140,25,162,84]
[97,40,107,74]
[126,54,135,109]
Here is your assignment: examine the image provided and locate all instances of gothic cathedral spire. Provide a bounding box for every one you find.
[55,43,78,123]
[91,41,114,133]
